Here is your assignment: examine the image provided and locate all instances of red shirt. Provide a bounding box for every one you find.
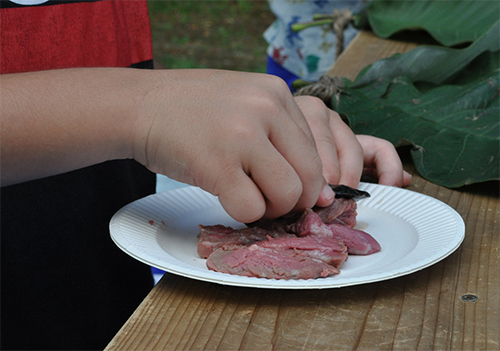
[1,0,153,73]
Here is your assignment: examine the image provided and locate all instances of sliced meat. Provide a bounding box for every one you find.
[313,198,357,227]
[247,197,358,233]
[255,236,348,268]
[197,224,294,258]
[206,245,340,280]
[296,209,333,237]
[199,185,379,280]
[246,213,300,234]
[327,203,358,228]
[326,223,381,255]
[297,210,381,255]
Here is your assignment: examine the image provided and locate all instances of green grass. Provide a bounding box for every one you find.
[148,0,275,72]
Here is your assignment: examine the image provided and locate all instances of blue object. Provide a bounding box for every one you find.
[151,267,165,275]
[266,56,300,92]
[151,266,165,285]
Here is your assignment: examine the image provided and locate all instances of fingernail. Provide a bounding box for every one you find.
[321,183,336,202]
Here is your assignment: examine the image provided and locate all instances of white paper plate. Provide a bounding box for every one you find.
[109,183,465,289]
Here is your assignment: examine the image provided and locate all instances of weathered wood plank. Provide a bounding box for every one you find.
[327,30,419,81]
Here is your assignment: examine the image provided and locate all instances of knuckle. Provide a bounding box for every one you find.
[302,95,326,108]
[379,138,395,149]
[263,74,289,92]
[240,89,282,117]
[296,95,328,114]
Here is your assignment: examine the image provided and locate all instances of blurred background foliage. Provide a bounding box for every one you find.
[148,0,275,72]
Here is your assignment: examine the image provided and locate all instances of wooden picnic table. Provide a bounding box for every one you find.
[105,31,499,351]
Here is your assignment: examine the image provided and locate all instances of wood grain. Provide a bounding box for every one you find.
[105,31,500,351]
[327,30,419,81]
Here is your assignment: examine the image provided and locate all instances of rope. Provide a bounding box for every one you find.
[293,75,344,107]
[332,9,353,58]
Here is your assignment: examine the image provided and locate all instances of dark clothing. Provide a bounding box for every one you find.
[1,1,156,349]
[1,162,156,350]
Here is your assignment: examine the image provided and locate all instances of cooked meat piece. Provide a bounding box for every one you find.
[206,245,340,280]
[197,224,294,258]
[295,209,333,237]
[245,213,300,234]
[297,210,381,255]
[313,198,357,226]
[255,236,348,268]
[325,201,358,228]
[326,223,381,255]
[249,197,358,234]
[199,185,379,280]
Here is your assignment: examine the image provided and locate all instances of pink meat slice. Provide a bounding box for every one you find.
[248,197,358,233]
[296,209,333,237]
[206,245,340,280]
[199,194,379,279]
[297,210,381,255]
[255,236,348,268]
[314,198,358,227]
[328,204,358,228]
[197,224,294,258]
[326,223,381,255]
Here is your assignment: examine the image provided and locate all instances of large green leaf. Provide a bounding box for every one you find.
[362,0,499,46]
[352,20,500,88]
[331,20,500,187]
[333,64,500,188]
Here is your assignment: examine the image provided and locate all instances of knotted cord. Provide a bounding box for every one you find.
[331,9,353,58]
[293,75,344,108]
